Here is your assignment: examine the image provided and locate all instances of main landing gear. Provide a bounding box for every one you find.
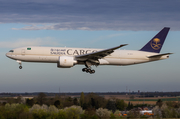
[82,61,96,74]
[82,68,95,74]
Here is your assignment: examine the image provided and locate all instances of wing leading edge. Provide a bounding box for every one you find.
[76,44,128,61]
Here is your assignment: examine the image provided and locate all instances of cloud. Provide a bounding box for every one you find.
[83,33,124,45]
[11,21,180,31]
[0,37,61,48]
[0,0,180,30]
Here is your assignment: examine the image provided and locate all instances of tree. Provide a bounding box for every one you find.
[81,108,98,119]
[127,101,134,110]
[127,101,130,110]
[54,100,60,108]
[106,100,116,113]
[89,97,101,109]
[73,98,78,105]
[80,92,84,107]
[16,96,22,103]
[84,93,107,109]
[130,103,133,109]
[63,97,74,108]
[26,99,34,107]
[115,99,127,111]
[67,97,73,102]
[64,105,84,119]
[91,98,96,108]
[82,103,88,110]
[156,99,163,107]
[37,92,46,105]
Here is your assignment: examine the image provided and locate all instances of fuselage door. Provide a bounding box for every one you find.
[21,49,25,55]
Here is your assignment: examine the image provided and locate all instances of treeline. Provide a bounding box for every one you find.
[1,91,180,97]
[1,92,180,118]
[0,92,136,119]
[26,92,128,111]
[0,92,129,119]
[0,103,135,119]
[0,92,147,111]
[139,92,180,97]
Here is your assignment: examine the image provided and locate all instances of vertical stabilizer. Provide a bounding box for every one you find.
[140,27,170,53]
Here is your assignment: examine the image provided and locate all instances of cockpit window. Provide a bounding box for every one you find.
[9,50,14,52]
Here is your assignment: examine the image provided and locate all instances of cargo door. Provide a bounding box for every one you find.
[21,49,25,55]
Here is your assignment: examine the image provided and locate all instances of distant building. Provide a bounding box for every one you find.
[140,110,153,115]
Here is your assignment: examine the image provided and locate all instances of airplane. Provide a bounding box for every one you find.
[6,27,172,74]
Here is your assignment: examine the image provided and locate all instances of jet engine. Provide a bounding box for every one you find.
[57,56,77,68]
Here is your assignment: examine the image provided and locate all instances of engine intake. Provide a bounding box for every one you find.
[57,56,77,68]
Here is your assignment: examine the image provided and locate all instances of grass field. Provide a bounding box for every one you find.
[125,101,156,105]
[104,95,180,105]
[128,97,180,101]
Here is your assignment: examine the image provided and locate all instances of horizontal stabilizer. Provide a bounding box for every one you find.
[147,53,173,58]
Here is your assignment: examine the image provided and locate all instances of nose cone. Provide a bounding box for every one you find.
[6,52,11,58]
[6,53,8,57]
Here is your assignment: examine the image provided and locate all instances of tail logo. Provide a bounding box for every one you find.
[150,38,161,50]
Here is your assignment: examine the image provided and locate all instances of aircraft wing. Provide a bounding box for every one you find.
[147,53,173,58]
[76,44,128,61]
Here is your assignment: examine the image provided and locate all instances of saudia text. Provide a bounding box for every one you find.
[50,48,97,55]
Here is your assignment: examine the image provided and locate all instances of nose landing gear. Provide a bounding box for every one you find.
[19,66,22,69]
[17,60,22,69]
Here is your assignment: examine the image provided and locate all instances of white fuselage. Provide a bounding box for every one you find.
[6,46,169,66]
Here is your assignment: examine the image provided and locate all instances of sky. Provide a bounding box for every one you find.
[0,0,180,93]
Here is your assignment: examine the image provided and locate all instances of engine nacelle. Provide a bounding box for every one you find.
[57,56,77,68]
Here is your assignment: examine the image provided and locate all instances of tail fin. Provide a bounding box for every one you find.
[140,27,170,53]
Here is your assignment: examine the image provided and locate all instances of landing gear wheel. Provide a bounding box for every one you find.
[19,66,22,69]
[87,69,91,73]
[83,68,95,74]
[91,69,95,74]
[82,68,87,72]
